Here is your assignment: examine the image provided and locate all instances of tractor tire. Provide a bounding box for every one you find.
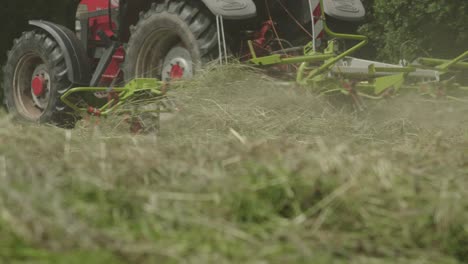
[3,31,76,127]
[122,0,218,82]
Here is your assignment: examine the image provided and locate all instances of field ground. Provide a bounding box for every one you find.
[1,66,468,263]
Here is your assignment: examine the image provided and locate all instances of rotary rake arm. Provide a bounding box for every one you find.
[60,78,166,117]
[417,52,468,72]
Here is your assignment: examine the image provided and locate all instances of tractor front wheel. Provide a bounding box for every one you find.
[3,31,75,127]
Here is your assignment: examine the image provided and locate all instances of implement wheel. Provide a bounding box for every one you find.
[3,31,76,127]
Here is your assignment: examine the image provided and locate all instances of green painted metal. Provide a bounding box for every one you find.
[296,39,368,85]
[248,40,335,66]
[373,73,406,95]
[60,78,165,117]
[418,55,468,71]
[373,67,416,73]
[435,51,468,71]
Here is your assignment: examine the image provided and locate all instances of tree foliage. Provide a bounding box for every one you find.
[359,0,468,62]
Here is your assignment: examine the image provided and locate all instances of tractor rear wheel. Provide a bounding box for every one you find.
[122,0,218,82]
[3,31,76,127]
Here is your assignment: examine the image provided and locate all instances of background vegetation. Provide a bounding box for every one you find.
[360,0,468,62]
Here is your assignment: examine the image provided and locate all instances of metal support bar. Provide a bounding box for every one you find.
[79,18,89,54]
[250,53,334,66]
[61,78,164,116]
[418,53,468,70]
[373,67,416,73]
[435,51,468,71]
[307,0,317,52]
[247,40,256,59]
[89,40,120,87]
[216,15,228,65]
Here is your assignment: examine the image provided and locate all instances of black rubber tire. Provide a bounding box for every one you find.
[3,30,76,127]
[122,0,218,81]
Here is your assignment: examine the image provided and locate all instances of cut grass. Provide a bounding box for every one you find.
[1,65,468,263]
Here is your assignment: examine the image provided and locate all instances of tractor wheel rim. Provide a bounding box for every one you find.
[31,65,51,110]
[13,53,50,120]
[134,28,194,80]
[161,46,193,82]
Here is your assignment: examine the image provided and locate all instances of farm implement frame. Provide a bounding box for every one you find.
[248,0,468,106]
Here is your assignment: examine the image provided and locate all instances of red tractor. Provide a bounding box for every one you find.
[2,0,368,127]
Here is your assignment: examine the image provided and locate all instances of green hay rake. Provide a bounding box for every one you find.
[247,0,468,107]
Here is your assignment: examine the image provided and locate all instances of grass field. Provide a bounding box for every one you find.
[1,66,468,263]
